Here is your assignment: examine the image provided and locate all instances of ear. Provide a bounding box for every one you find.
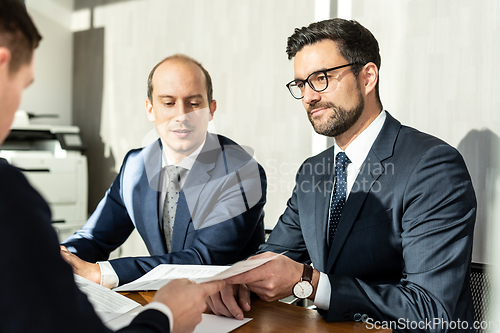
[0,47,12,71]
[145,98,155,122]
[360,62,378,96]
[208,99,216,121]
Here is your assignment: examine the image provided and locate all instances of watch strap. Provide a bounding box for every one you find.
[302,263,313,283]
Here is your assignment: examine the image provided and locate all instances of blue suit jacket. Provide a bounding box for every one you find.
[0,159,170,332]
[63,133,266,284]
[261,113,476,331]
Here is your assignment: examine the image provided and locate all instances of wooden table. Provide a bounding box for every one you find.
[120,291,390,333]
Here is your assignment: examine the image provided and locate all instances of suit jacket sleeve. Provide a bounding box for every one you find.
[0,161,170,333]
[117,309,170,333]
[62,151,138,262]
[258,162,311,263]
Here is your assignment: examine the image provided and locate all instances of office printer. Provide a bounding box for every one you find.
[0,111,88,241]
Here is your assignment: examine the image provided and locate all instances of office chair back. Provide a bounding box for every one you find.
[470,262,491,332]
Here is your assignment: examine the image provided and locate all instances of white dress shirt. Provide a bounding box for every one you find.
[158,140,204,219]
[314,110,386,310]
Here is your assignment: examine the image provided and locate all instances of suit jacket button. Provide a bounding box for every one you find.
[343,313,351,321]
[361,314,369,322]
[353,313,362,322]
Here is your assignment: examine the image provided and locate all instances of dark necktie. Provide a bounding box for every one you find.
[162,165,186,252]
[328,152,350,247]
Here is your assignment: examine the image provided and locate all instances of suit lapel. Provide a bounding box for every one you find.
[136,139,167,255]
[325,150,382,271]
[325,113,401,272]
[313,151,334,273]
[170,134,219,251]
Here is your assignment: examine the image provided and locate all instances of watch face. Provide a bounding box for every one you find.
[293,281,314,299]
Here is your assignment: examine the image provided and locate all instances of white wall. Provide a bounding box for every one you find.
[23,0,73,126]
[351,0,500,320]
[351,0,500,265]
[88,0,314,230]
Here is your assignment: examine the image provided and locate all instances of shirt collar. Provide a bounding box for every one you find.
[161,137,206,171]
[334,110,386,170]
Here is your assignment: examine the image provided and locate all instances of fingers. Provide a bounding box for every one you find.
[205,296,215,313]
[157,279,211,333]
[225,265,268,285]
[237,284,252,311]
[200,280,226,297]
[172,278,195,288]
[208,287,234,318]
[208,284,245,320]
[60,247,75,265]
[221,285,245,320]
[58,249,101,284]
[246,285,280,302]
[229,255,302,302]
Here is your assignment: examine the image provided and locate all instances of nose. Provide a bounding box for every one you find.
[172,103,190,122]
[302,83,321,106]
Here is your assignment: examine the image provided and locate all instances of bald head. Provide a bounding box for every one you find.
[147,54,213,105]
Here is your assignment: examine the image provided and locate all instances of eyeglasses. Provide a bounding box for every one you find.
[286,63,359,99]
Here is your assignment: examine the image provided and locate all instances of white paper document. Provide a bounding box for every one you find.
[74,275,254,333]
[107,312,252,332]
[193,314,252,333]
[113,265,229,292]
[104,306,144,330]
[200,254,281,282]
[114,252,282,292]
[74,274,142,323]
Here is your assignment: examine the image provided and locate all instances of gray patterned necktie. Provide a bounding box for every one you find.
[162,165,187,252]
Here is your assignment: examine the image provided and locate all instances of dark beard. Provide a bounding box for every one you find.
[307,90,364,137]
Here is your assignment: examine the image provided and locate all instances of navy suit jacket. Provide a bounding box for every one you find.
[261,113,476,332]
[0,159,170,332]
[63,133,266,284]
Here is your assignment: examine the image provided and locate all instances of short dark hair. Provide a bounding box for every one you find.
[0,0,42,74]
[147,54,213,104]
[286,19,381,106]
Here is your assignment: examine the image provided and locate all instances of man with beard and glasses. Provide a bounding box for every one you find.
[60,54,267,289]
[207,18,477,332]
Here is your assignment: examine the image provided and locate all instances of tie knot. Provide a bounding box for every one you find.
[165,165,187,182]
[335,152,350,171]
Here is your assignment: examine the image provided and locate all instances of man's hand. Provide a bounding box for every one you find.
[226,252,305,302]
[60,246,101,285]
[207,252,317,319]
[206,283,251,320]
[153,279,225,333]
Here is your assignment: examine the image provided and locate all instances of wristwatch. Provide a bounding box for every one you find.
[292,263,314,299]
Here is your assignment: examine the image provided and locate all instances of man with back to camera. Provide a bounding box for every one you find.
[0,1,225,332]
[60,53,267,288]
[207,18,476,332]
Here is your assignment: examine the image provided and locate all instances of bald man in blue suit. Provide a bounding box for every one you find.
[62,55,266,287]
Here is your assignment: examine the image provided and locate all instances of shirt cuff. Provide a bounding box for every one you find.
[143,302,174,332]
[97,261,119,289]
[313,272,331,310]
